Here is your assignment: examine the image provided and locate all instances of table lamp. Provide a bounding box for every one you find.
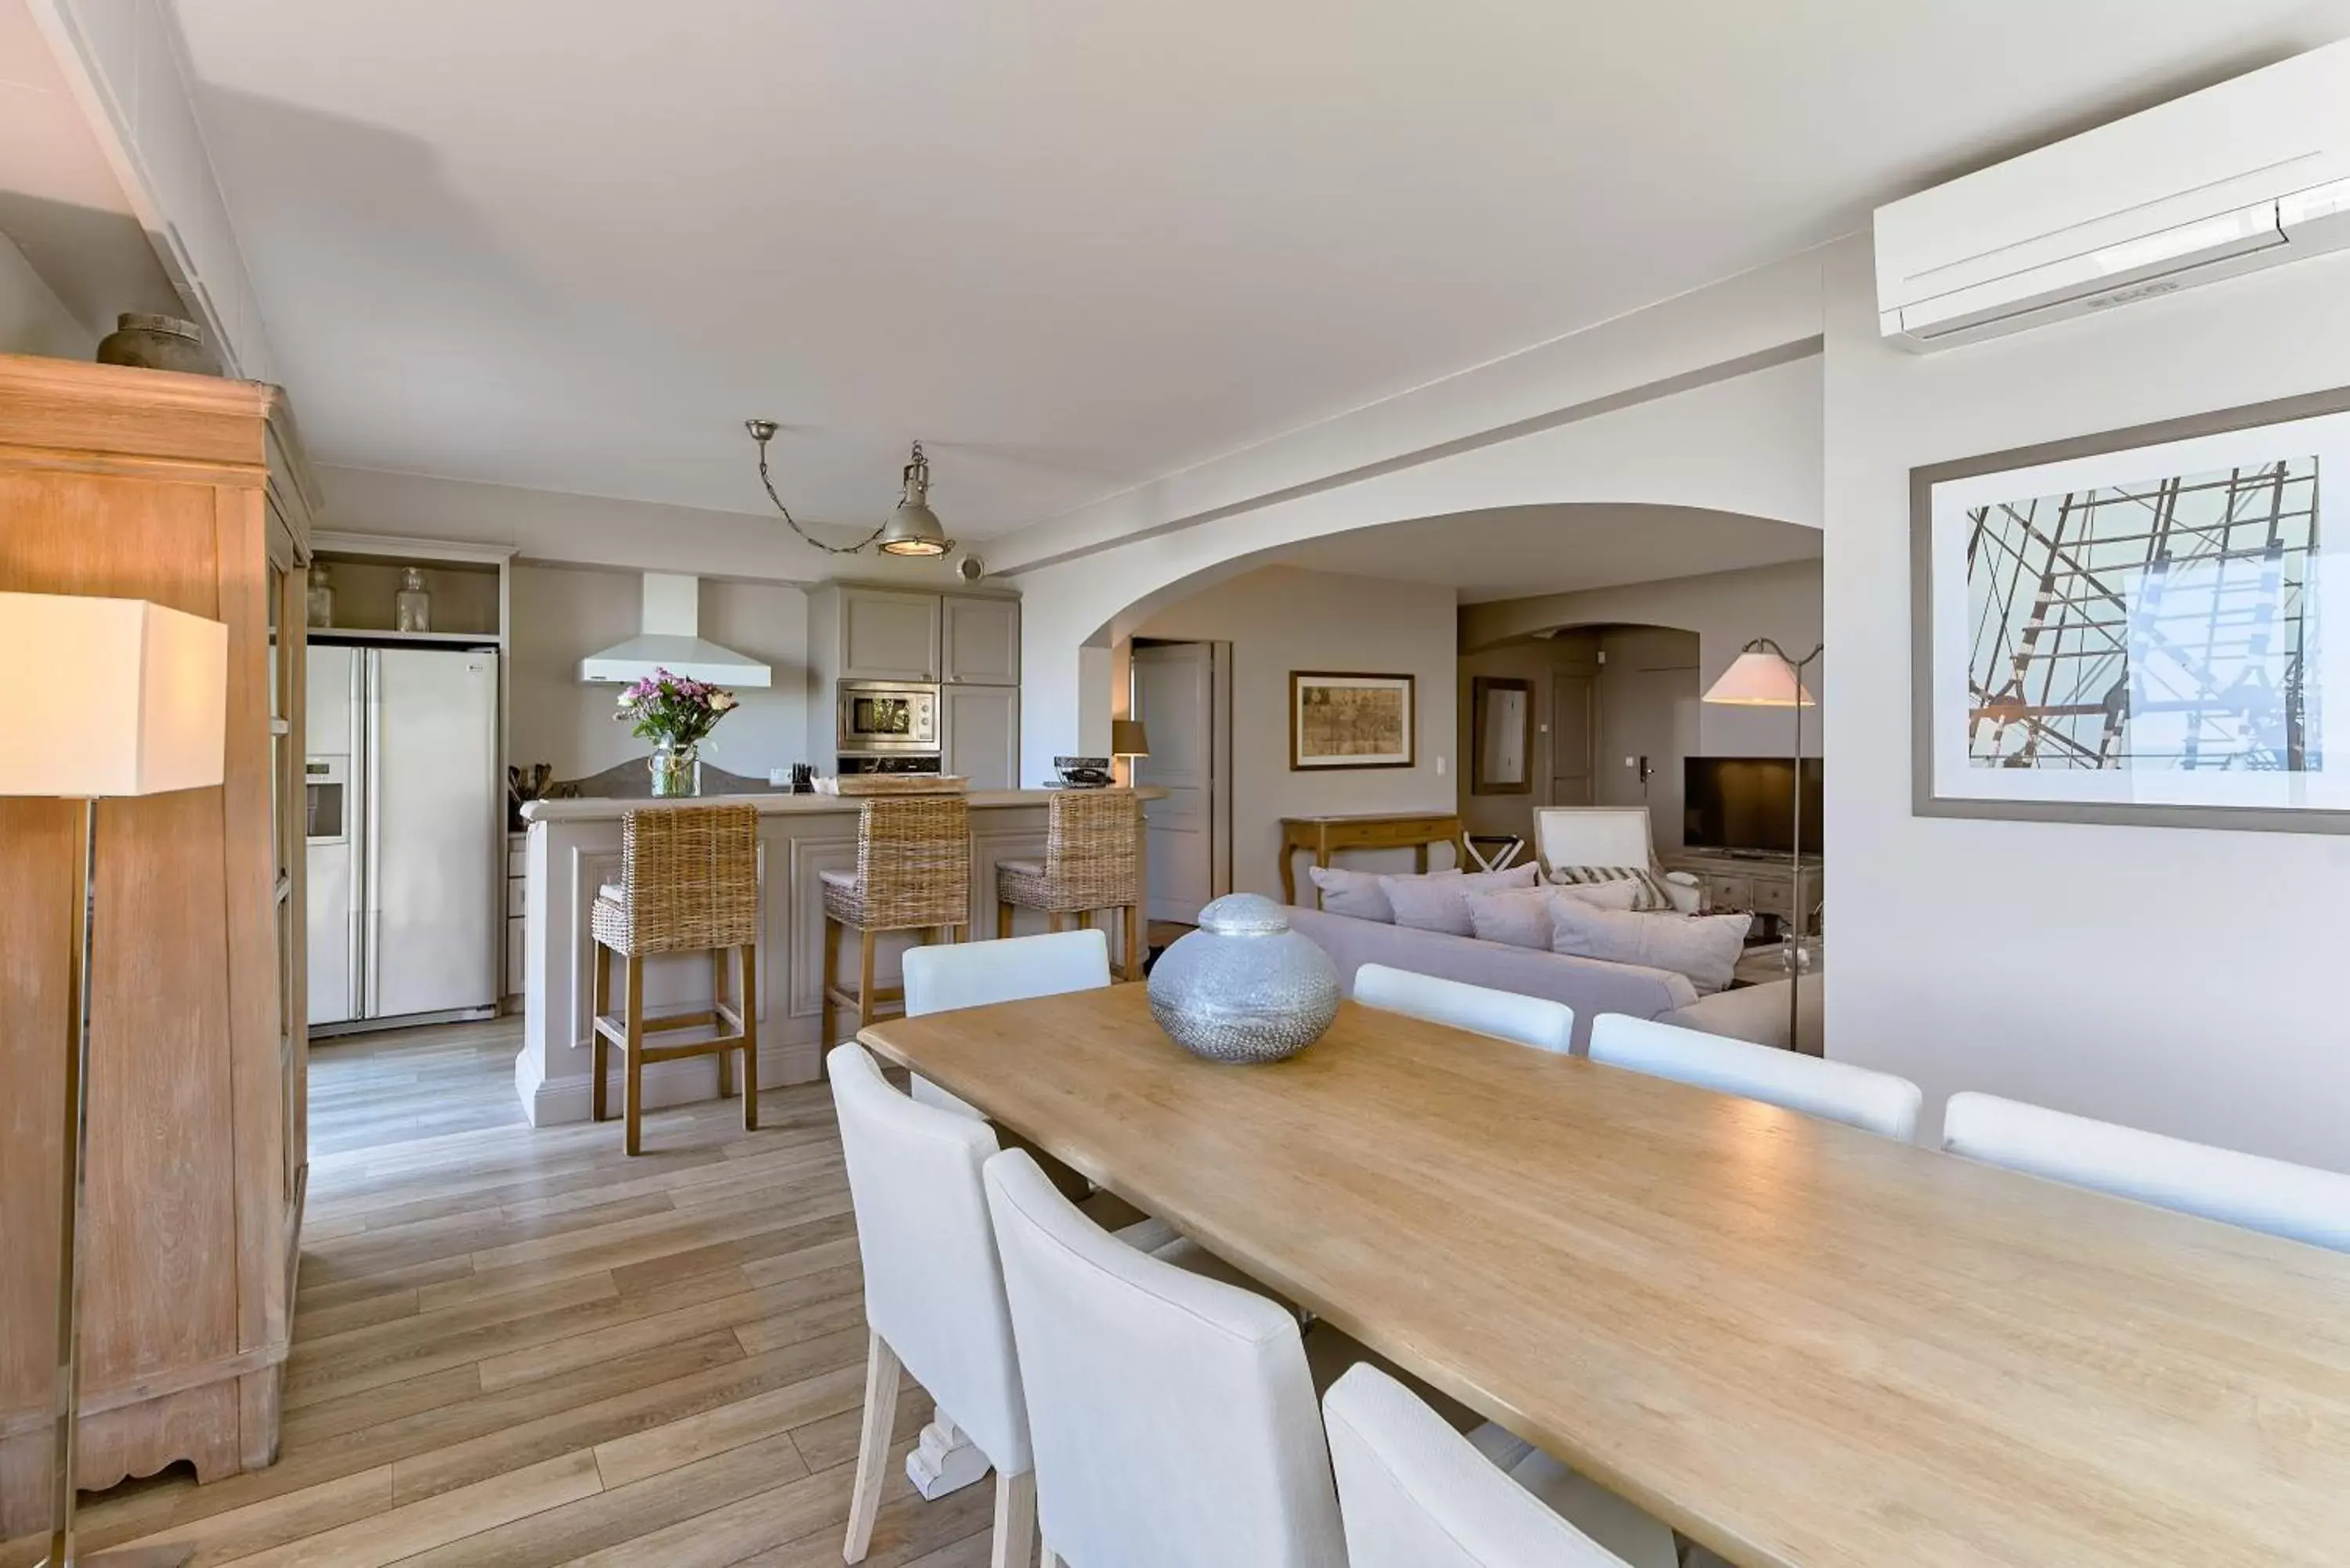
[1702,638,1820,1053]
[0,593,226,1568]
[1110,717,1150,784]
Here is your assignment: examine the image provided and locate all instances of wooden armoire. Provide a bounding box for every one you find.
[0,354,316,1531]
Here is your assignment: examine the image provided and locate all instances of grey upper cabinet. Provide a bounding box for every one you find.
[943,683,1020,789]
[838,588,942,681]
[942,595,1020,685]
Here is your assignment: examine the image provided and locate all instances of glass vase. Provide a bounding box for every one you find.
[393,567,432,633]
[649,739,699,798]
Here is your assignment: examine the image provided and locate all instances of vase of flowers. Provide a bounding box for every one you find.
[615,669,739,798]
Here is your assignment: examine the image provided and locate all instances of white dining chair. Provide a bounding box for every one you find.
[982,1146,1347,1568]
[830,1042,1220,1568]
[1941,1093,2350,1252]
[1354,963,1575,1053]
[1324,1363,1668,1568]
[900,927,1113,1117]
[1587,1013,1923,1141]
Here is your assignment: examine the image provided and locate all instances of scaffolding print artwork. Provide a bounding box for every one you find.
[1965,457,2320,773]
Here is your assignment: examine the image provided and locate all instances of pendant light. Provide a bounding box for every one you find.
[746,421,956,558]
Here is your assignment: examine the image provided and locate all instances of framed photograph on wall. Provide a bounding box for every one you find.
[1912,385,2350,833]
[1290,671,1415,770]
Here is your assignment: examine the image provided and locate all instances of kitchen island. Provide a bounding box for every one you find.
[513,789,1152,1124]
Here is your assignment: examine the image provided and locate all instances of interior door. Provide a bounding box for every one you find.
[368,647,500,1018]
[1133,642,1215,923]
[1549,674,1595,806]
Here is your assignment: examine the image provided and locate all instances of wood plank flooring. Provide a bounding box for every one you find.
[20,1017,996,1568]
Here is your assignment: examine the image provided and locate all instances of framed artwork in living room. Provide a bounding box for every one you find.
[1290,671,1415,770]
[1911,384,2350,833]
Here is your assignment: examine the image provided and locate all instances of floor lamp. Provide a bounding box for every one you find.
[0,594,227,1568]
[1701,637,1820,1054]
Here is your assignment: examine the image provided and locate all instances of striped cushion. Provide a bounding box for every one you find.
[1548,863,1673,912]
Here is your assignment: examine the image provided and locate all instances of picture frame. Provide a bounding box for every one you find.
[1290,671,1415,770]
[1911,384,2350,833]
[1470,676,1534,794]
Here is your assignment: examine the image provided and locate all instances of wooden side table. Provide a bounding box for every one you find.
[1280,811,1464,905]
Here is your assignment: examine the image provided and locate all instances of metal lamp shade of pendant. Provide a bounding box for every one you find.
[1704,649,1815,708]
[877,444,953,557]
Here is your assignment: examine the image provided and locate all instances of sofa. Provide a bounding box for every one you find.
[1286,903,1821,1053]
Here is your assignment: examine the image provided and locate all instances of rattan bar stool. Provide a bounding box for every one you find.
[996,787,1143,980]
[820,794,972,1073]
[591,804,760,1155]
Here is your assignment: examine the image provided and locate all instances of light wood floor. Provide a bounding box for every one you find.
[31,1017,998,1568]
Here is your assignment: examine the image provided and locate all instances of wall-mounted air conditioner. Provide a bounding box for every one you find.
[1875,38,2350,352]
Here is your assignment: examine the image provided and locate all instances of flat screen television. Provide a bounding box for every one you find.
[1683,756,1822,854]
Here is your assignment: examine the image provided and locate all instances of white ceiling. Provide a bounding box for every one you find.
[1268,504,1820,603]
[166,1,2350,539]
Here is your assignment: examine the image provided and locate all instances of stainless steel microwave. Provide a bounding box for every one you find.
[837,680,940,756]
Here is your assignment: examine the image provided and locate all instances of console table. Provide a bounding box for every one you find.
[1661,847,1824,939]
[1280,811,1463,905]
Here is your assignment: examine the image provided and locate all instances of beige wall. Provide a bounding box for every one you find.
[508,564,814,784]
[1133,565,1460,900]
[0,230,92,358]
[1455,631,1596,842]
[321,463,965,585]
[1460,559,1823,760]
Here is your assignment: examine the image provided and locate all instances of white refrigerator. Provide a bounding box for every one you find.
[306,644,501,1031]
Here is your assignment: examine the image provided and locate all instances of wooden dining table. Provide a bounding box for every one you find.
[859,985,2350,1568]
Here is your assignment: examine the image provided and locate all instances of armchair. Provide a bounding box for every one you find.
[1531,807,1701,914]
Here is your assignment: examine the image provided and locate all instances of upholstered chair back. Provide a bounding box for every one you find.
[1354,963,1575,1053]
[982,1148,1345,1568]
[1589,1013,1923,1141]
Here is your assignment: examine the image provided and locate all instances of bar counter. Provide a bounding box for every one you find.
[513,789,1154,1124]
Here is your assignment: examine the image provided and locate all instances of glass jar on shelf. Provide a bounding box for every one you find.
[306,564,334,628]
[393,567,432,633]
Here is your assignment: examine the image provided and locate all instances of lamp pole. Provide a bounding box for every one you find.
[1737,638,1822,1053]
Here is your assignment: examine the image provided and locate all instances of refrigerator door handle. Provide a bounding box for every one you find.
[361,649,385,1019]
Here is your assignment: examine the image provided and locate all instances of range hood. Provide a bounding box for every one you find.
[578,573,773,687]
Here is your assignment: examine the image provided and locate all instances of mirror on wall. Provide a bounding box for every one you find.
[1472,676,1534,795]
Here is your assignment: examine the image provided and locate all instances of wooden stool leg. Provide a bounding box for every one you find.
[1125,901,1143,981]
[997,900,1012,938]
[1074,909,1092,931]
[738,943,758,1133]
[591,943,611,1122]
[821,914,841,1071]
[1046,909,1065,934]
[710,948,732,1100]
[857,929,879,1032]
[624,954,645,1156]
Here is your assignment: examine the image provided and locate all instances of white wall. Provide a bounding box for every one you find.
[507,564,812,783]
[1133,565,1461,900]
[1015,354,1825,787]
[1823,234,2350,1172]
[1461,559,1824,759]
[0,229,89,357]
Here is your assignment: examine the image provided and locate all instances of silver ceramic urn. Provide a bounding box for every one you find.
[1148,893,1340,1064]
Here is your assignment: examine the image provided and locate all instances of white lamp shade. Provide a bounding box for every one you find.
[1703,649,1815,707]
[0,593,228,797]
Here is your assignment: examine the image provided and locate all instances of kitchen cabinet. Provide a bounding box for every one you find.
[838,587,942,681]
[944,683,1021,789]
[942,594,1020,685]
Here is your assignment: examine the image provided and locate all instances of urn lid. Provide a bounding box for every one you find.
[1195,892,1291,936]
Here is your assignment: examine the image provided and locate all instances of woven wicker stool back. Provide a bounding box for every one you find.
[1041,788,1140,909]
[593,804,760,956]
[844,795,971,930]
